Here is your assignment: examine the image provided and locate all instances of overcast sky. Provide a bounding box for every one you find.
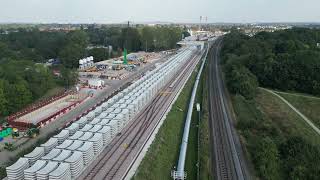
[0,0,319,23]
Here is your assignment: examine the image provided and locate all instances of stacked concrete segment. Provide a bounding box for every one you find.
[88,133,103,155]
[65,123,79,135]
[24,160,47,180]
[40,138,58,154]
[79,124,93,132]
[41,149,61,160]
[64,151,84,178]
[66,140,83,151]
[78,132,93,141]
[48,163,71,180]
[24,147,45,165]
[69,131,84,140]
[77,142,94,166]
[6,158,29,180]
[36,161,59,180]
[53,130,69,145]
[52,150,72,162]
[56,140,73,149]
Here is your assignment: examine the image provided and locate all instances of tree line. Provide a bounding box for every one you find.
[222,28,320,99]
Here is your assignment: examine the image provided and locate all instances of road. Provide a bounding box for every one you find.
[77,49,204,180]
[207,39,249,180]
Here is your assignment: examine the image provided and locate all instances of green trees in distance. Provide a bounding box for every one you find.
[222,28,320,98]
[0,29,66,62]
[0,26,186,69]
[85,25,186,53]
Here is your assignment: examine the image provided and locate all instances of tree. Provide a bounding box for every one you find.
[140,26,154,51]
[59,44,84,68]
[87,48,109,62]
[59,67,77,88]
[225,64,258,99]
[120,27,141,52]
[13,80,32,110]
[253,137,280,180]
[59,30,88,68]
[280,136,320,180]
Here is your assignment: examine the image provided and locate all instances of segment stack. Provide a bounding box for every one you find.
[24,147,45,165]
[6,158,29,180]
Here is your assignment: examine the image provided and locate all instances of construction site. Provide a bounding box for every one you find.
[78,52,164,83]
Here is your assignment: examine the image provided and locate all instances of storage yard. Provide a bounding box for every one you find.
[79,52,164,81]
[4,44,204,180]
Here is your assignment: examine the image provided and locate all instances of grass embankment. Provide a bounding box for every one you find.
[232,89,320,179]
[275,91,320,128]
[197,61,211,180]
[133,63,200,180]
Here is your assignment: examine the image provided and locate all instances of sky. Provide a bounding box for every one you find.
[0,0,319,23]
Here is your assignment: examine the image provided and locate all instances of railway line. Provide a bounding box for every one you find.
[207,39,249,180]
[78,49,204,180]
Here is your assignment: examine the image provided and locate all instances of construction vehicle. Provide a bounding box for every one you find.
[12,128,19,138]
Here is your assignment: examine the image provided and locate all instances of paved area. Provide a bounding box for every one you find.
[78,50,202,180]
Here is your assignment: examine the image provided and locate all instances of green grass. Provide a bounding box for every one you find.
[185,110,198,180]
[198,62,212,180]
[275,91,320,129]
[133,64,200,180]
[258,89,320,145]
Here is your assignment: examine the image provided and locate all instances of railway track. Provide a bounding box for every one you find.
[207,39,249,180]
[79,50,202,180]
